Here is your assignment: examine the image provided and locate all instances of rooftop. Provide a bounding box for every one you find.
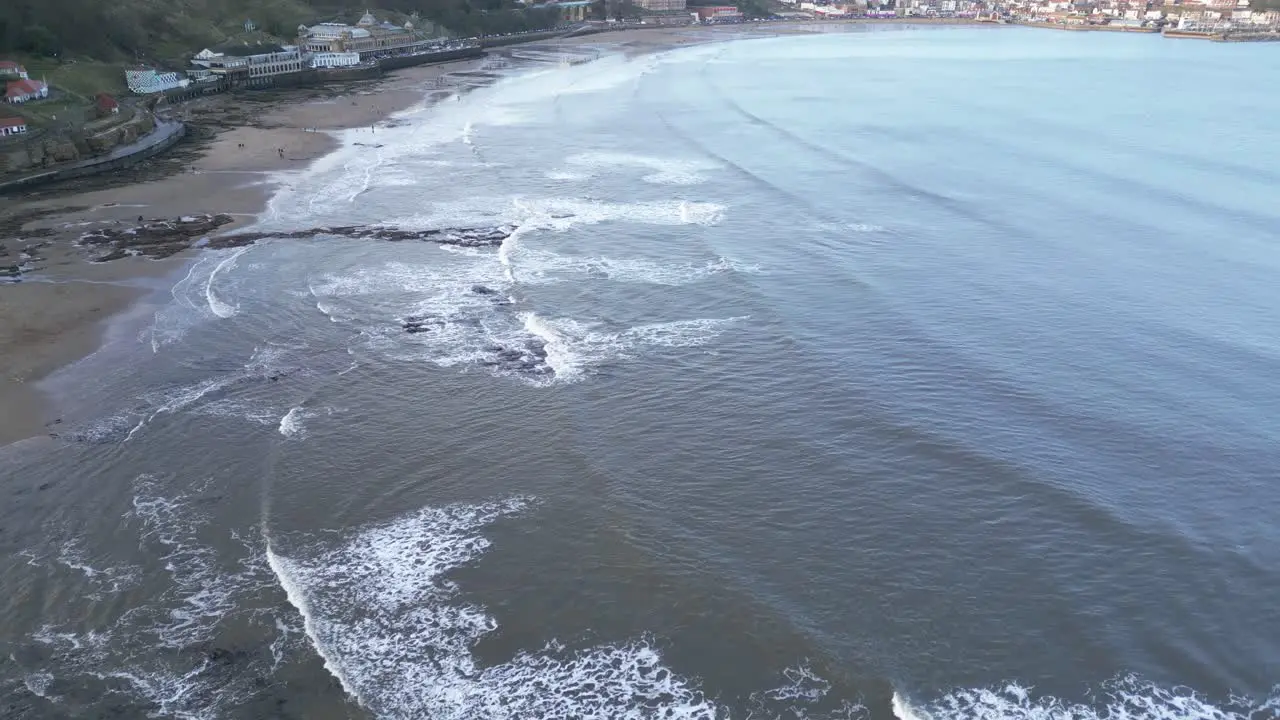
[308,24,373,39]
[0,116,26,128]
[5,79,46,96]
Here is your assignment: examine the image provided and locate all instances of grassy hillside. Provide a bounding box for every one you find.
[0,0,561,66]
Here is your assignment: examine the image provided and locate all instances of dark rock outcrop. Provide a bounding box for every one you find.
[80,214,238,261]
[79,215,519,263]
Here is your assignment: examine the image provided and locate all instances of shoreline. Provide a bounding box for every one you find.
[0,20,973,447]
[0,54,501,446]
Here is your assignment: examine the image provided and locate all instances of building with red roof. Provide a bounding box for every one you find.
[95,92,120,115]
[5,78,48,104]
[0,61,29,80]
[0,115,28,137]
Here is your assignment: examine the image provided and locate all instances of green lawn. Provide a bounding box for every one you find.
[17,57,128,99]
[15,95,89,127]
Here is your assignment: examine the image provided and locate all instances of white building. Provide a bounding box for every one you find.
[5,78,49,104]
[0,61,28,80]
[310,52,362,69]
[298,15,429,60]
[0,115,27,136]
[636,0,688,10]
[244,48,305,79]
[125,69,190,94]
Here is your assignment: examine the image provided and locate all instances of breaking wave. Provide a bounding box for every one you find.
[279,406,306,438]
[265,498,721,719]
[16,475,291,718]
[555,151,722,185]
[891,679,1280,720]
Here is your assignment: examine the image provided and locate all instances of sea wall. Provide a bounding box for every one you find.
[0,110,156,176]
[480,30,568,48]
[0,120,185,195]
[316,65,383,83]
[379,47,485,71]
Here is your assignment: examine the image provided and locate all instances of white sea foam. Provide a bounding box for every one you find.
[278,405,334,439]
[437,244,490,257]
[763,664,831,704]
[744,663,867,720]
[387,196,726,233]
[53,538,143,598]
[544,170,590,181]
[206,246,250,319]
[128,476,260,648]
[21,475,283,719]
[22,672,54,699]
[123,345,297,441]
[267,498,721,719]
[515,248,758,287]
[891,679,1280,720]
[559,151,721,185]
[124,375,239,441]
[522,312,576,380]
[497,224,531,283]
[310,244,746,383]
[148,254,212,352]
[279,407,305,438]
[195,397,282,426]
[508,314,746,386]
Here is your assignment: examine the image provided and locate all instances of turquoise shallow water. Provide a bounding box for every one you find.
[2,27,1279,719]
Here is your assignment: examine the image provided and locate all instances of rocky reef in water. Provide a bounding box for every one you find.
[400,284,554,378]
[78,214,240,261]
[75,214,519,262]
[70,215,555,378]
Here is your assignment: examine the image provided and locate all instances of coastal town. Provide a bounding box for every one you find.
[0,2,1277,187]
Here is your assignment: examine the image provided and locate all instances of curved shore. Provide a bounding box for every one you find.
[0,55,494,446]
[0,24,740,447]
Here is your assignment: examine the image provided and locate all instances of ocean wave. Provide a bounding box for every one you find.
[513,247,759,287]
[195,397,283,427]
[387,196,726,232]
[311,236,747,385]
[19,474,288,719]
[555,151,722,186]
[278,406,334,439]
[205,246,250,319]
[51,538,143,599]
[279,406,306,438]
[891,678,1280,720]
[502,313,746,385]
[266,497,721,719]
[21,673,54,700]
[121,344,298,442]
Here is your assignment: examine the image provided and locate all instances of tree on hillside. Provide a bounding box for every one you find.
[738,0,772,17]
[0,0,562,62]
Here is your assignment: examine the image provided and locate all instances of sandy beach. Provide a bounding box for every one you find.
[0,53,503,446]
[0,24,816,447]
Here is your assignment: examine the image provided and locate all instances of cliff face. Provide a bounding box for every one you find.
[0,111,155,175]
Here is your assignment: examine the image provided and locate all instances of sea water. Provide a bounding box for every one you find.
[2,27,1279,720]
